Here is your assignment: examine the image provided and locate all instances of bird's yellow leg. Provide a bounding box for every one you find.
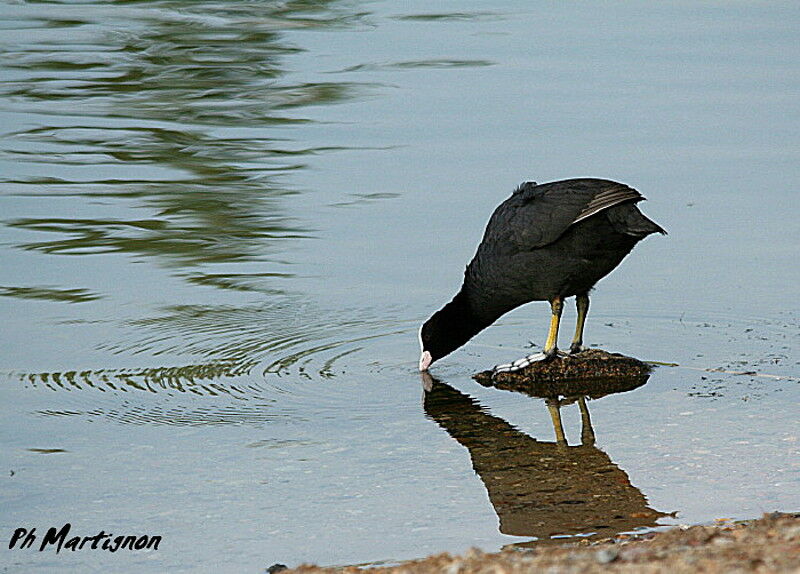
[491,296,563,374]
[546,398,567,446]
[570,294,590,354]
[543,296,563,356]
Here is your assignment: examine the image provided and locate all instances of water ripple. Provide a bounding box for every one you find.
[10,296,417,395]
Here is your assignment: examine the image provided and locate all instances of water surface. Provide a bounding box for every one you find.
[1,1,799,572]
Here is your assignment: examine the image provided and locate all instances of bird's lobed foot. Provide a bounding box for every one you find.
[493,352,548,374]
[493,350,566,374]
[569,344,586,355]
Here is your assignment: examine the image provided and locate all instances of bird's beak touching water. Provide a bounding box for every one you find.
[419,350,432,371]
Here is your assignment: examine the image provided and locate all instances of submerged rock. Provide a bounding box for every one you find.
[473,349,652,398]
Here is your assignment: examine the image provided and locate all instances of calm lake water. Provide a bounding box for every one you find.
[1,1,799,572]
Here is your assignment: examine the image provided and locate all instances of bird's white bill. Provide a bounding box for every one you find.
[419,350,432,371]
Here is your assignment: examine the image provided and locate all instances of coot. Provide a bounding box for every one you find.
[419,178,665,372]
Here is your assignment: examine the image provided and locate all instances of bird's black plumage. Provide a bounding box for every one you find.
[419,178,665,370]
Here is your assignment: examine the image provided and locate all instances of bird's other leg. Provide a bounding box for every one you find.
[492,296,564,374]
[578,396,595,446]
[569,293,589,355]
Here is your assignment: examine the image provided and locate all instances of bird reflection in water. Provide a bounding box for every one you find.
[421,372,667,545]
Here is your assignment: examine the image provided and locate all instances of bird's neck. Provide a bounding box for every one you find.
[438,290,492,347]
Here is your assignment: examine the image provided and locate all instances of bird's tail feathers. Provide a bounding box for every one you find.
[606,203,667,237]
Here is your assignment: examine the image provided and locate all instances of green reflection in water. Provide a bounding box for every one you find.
[1,0,373,269]
[0,1,389,392]
[26,448,68,454]
[334,59,495,73]
[183,271,294,294]
[395,12,501,22]
[0,285,101,303]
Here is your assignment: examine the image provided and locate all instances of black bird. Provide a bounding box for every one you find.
[419,178,665,372]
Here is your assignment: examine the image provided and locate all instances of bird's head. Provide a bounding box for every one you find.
[419,295,482,371]
[418,316,445,371]
[418,315,451,371]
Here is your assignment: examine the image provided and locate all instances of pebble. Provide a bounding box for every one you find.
[464,547,483,560]
[713,536,734,546]
[595,548,619,564]
[783,525,800,540]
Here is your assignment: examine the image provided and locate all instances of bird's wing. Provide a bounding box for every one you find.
[485,179,644,251]
[572,183,644,224]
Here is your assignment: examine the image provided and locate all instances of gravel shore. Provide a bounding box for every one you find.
[286,512,800,573]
